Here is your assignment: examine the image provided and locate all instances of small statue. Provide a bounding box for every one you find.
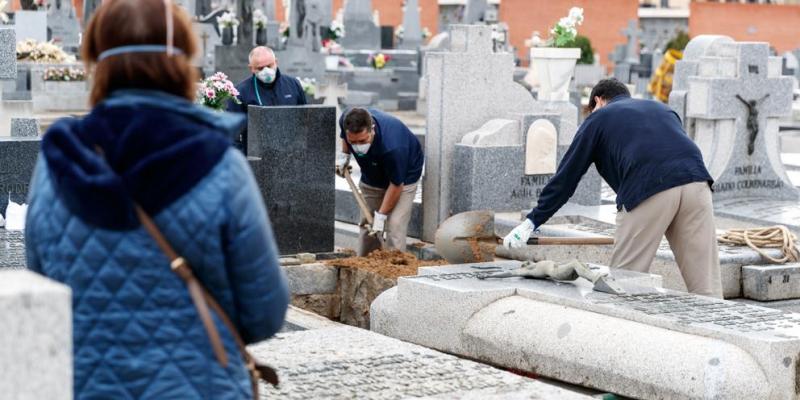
[736,94,770,156]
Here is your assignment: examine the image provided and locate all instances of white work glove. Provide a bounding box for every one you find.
[372,211,387,233]
[503,219,535,249]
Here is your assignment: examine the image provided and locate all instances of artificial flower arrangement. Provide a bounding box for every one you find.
[43,66,85,81]
[253,9,267,30]
[0,0,9,24]
[217,12,240,29]
[368,53,391,70]
[197,72,240,111]
[16,39,75,63]
[329,19,344,40]
[298,77,316,98]
[394,25,404,42]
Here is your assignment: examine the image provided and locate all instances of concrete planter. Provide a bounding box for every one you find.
[531,47,581,102]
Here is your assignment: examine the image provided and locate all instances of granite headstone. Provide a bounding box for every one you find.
[247,105,336,254]
[0,138,39,214]
[9,117,39,137]
[422,25,535,241]
[398,0,422,50]
[0,27,15,80]
[341,0,380,50]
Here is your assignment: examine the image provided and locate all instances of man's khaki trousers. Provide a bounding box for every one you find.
[610,182,723,298]
[358,181,417,256]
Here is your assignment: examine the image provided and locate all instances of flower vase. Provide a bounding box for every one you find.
[222,27,234,46]
[256,28,267,46]
[531,47,581,102]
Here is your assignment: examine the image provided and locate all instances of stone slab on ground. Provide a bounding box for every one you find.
[250,325,592,399]
[0,270,71,400]
[743,263,800,301]
[496,210,784,298]
[713,197,800,232]
[372,261,800,400]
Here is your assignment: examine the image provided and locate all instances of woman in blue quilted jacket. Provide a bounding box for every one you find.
[24,1,290,398]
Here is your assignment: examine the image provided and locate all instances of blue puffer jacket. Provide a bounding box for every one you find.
[25,90,290,399]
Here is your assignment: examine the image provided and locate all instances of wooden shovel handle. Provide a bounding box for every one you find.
[495,236,614,245]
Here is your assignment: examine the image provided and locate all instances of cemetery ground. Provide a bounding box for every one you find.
[10,2,800,397]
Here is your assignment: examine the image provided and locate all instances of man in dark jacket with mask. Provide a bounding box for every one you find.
[340,107,425,256]
[227,46,307,151]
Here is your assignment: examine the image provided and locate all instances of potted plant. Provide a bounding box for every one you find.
[197,72,240,111]
[531,7,584,102]
[217,12,239,46]
[254,9,267,46]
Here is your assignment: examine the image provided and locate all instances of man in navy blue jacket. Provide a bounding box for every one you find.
[503,79,722,297]
[339,108,425,256]
[226,46,307,152]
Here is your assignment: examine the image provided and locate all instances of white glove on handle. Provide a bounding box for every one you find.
[503,219,534,249]
[373,211,388,233]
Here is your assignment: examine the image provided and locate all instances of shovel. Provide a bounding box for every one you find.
[434,210,614,264]
[336,154,382,239]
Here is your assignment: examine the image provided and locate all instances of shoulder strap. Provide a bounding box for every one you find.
[134,205,279,386]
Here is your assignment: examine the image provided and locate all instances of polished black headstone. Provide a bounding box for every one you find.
[0,137,39,214]
[247,105,336,254]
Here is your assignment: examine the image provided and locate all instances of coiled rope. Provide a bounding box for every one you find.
[717,226,799,264]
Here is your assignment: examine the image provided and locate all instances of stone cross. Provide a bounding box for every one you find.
[620,20,641,64]
[398,0,422,50]
[676,38,796,201]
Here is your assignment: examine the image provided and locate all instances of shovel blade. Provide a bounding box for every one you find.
[434,210,498,264]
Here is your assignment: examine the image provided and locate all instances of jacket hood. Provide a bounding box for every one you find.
[42,90,244,230]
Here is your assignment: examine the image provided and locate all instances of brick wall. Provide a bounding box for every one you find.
[690,2,800,53]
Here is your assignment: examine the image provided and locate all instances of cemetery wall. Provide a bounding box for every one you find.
[690,2,800,53]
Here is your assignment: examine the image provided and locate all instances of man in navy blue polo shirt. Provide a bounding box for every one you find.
[227,46,307,152]
[340,107,424,256]
[503,79,722,297]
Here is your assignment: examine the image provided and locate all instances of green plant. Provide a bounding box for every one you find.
[665,31,690,52]
[564,35,594,65]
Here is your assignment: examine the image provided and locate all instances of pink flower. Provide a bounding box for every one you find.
[205,89,216,99]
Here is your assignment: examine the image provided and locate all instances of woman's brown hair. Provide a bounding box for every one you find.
[82,0,199,106]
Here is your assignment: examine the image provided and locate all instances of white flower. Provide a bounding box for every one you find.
[217,12,240,28]
[568,7,584,25]
[558,17,574,29]
[253,9,267,28]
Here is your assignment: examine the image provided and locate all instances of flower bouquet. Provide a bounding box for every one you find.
[548,7,584,47]
[298,77,316,98]
[43,66,85,81]
[368,53,391,70]
[16,39,75,63]
[197,72,240,111]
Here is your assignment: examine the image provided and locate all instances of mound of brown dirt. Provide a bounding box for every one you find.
[325,249,446,279]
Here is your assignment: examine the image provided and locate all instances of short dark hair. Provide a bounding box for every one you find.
[588,79,630,110]
[343,108,373,134]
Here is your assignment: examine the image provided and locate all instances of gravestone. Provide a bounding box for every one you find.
[621,20,641,64]
[10,117,39,137]
[14,10,47,43]
[462,0,487,24]
[398,0,422,50]
[0,26,15,80]
[0,138,39,213]
[315,72,347,142]
[47,0,80,52]
[452,114,601,214]
[670,36,797,202]
[0,270,71,399]
[274,0,327,81]
[0,231,26,268]
[372,261,800,399]
[193,22,220,77]
[83,0,101,25]
[247,105,335,254]
[422,25,535,241]
[254,325,592,399]
[341,0,380,50]
[214,0,256,83]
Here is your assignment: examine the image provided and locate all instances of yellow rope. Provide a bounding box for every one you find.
[717,226,799,264]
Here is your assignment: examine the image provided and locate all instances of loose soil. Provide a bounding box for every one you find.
[325,249,447,279]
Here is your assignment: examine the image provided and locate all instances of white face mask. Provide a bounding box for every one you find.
[351,143,371,156]
[256,67,276,84]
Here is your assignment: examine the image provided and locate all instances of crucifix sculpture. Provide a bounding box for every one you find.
[736,94,770,156]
